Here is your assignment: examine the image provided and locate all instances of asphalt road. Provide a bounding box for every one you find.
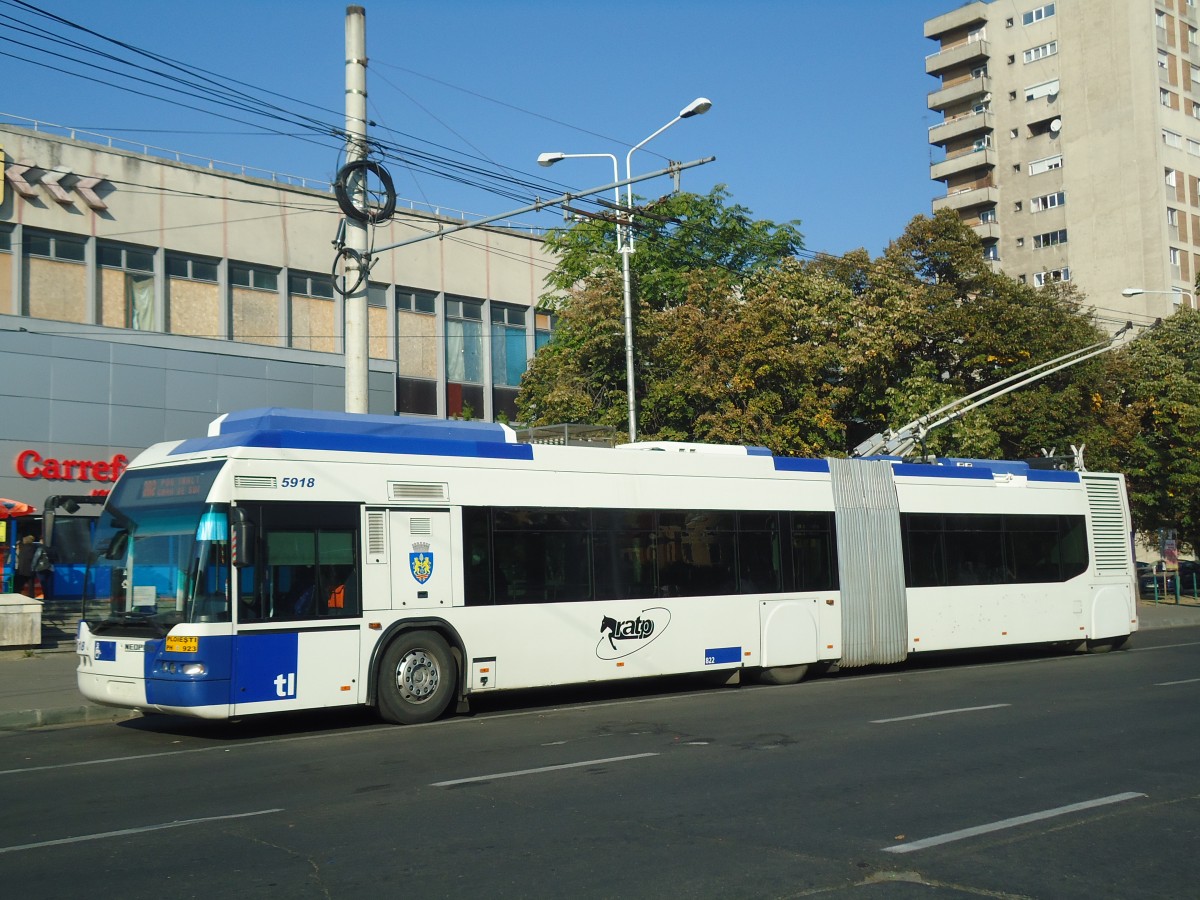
[2,628,1198,899]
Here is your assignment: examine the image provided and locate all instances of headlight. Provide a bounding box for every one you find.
[181,662,207,676]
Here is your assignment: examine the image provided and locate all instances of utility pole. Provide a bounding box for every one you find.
[343,5,369,413]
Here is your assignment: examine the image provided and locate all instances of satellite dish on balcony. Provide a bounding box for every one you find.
[1050,119,1062,133]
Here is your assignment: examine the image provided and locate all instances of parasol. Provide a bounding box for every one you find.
[0,499,36,519]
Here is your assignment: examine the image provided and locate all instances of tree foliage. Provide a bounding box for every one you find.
[1115,311,1200,551]
[520,195,1194,545]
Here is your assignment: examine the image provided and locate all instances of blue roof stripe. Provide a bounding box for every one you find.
[773,457,830,473]
[213,408,513,443]
[1027,469,1081,483]
[169,429,535,461]
[891,463,994,480]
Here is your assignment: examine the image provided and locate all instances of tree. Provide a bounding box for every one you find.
[520,186,803,430]
[1115,310,1200,551]
[522,199,1124,469]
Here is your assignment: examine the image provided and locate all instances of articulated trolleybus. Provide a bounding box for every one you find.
[77,408,1138,724]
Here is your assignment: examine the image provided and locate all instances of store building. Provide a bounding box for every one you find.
[0,118,557,516]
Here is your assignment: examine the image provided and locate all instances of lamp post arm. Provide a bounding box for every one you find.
[371,156,714,254]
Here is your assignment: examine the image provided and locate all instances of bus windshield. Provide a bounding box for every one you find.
[82,462,230,635]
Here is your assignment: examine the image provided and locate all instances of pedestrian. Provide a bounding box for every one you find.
[14,534,36,597]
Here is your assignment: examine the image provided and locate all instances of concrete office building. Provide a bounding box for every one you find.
[924,0,1200,325]
[0,118,555,514]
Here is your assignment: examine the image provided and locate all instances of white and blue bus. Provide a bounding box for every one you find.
[76,408,1138,724]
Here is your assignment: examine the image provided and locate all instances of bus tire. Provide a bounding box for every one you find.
[377,630,457,725]
[757,664,809,685]
[1086,635,1130,654]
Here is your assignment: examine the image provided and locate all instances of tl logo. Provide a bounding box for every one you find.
[273,672,297,698]
[410,542,434,584]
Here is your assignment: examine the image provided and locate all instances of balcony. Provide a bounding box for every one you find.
[930,146,996,182]
[924,2,989,41]
[928,109,994,147]
[933,185,1000,213]
[971,221,1000,241]
[926,39,990,76]
[928,75,991,112]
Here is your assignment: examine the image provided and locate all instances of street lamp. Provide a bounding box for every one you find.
[539,97,712,443]
[1122,286,1195,309]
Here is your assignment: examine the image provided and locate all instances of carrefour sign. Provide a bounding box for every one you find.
[15,450,128,483]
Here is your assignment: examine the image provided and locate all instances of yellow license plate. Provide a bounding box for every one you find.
[165,636,199,654]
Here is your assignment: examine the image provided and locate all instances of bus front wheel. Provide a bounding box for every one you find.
[377,631,457,725]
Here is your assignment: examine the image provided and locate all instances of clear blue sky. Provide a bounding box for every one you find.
[2,0,955,257]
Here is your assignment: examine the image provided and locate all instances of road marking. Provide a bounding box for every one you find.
[1155,677,1200,686]
[432,752,658,787]
[871,703,1010,724]
[882,792,1145,854]
[0,808,282,855]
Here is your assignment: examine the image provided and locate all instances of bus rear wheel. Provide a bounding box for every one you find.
[757,664,809,685]
[377,631,457,725]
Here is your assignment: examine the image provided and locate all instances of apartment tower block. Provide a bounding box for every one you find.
[925,0,1200,326]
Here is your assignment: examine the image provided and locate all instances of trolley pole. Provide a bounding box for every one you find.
[343,5,369,413]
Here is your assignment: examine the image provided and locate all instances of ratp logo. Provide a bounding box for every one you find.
[410,541,434,584]
[596,608,671,660]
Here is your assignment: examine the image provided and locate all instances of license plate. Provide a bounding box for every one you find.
[165,636,199,654]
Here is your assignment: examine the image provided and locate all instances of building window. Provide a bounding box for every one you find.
[1168,208,1180,226]
[396,288,436,314]
[535,309,557,351]
[164,253,221,339]
[971,64,988,79]
[1016,237,1025,248]
[25,230,85,262]
[1014,201,1023,212]
[1025,79,1060,101]
[98,241,155,331]
[24,228,87,324]
[1189,139,1200,157]
[165,253,218,282]
[396,287,437,387]
[1034,268,1071,286]
[1164,129,1184,149]
[229,262,281,348]
[1024,41,1058,63]
[1166,167,1178,187]
[1031,191,1065,211]
[446,296,485,418]
[490,304,528,388]
[1160,50,1171,70]
[230,263,278,292]
[1162,88,1174,107]
[288,272,337,353]
[1008,54,1016,65]
[1029,155,1063,175]
[983,245,1000,260]
[1023,4,1055,26]
[1010,128,1019,138]
[1033,229,1068,249]
[1171,247,1182,266]
[980,208,997,223]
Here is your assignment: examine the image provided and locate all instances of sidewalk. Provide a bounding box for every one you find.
[2,601,1199,732]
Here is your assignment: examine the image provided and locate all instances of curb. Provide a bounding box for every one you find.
[0,705,142,732]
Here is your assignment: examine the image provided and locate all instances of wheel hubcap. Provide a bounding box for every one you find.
[395,648,439,704]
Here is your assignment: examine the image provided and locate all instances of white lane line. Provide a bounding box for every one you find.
[432,752,658,787]
[871,703,1010,724]
[0,808,283,855]
[882,792,1145,854]
[1155,677,1200,686]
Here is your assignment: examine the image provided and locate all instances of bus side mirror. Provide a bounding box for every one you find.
[104,531,129,560]
[231,507,255,567]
